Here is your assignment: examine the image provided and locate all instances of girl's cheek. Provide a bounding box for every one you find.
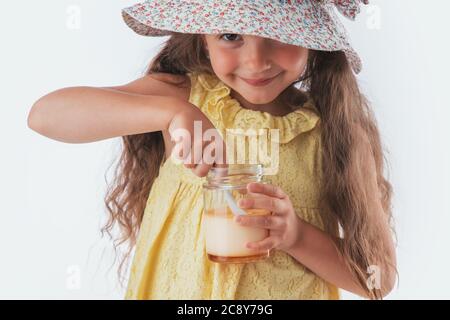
[211,50,239,71]
[276,47,308,72]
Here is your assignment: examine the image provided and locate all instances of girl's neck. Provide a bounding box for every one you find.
[230,89,293,117]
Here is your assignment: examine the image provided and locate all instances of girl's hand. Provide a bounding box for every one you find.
[168,103,227,177]
[234,182,304,253]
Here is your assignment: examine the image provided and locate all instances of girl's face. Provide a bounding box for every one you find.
[202,34,309,112]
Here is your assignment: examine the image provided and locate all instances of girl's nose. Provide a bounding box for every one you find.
[242,51,272,74]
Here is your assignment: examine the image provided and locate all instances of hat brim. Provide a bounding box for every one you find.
[122,0,362,74]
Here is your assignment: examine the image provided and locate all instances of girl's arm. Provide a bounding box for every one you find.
[236,126,396,298]
[28,85,185,143]
[285,216,396,298]
[285,129,397,298]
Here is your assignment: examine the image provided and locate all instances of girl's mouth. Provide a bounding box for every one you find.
[240,73,280,87]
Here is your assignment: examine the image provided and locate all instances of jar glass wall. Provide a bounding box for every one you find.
[202,164,272,264]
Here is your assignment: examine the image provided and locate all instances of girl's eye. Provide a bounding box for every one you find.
[219,34,242,42]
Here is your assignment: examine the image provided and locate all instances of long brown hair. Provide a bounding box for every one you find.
[103,32,396,298]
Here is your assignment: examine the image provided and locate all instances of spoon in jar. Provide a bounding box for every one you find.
[224,190,247,216]
[212,164,246,216]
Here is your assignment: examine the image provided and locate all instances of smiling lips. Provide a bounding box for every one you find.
[240,74,279,86]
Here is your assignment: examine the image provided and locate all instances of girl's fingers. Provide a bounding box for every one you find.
[185,140,222,171]
[247,182,287,200]
[183,149,196,169]
[242,190,262,197]
[246,237,277,251]
[194,138,208,165]
[193,159,212,177]
[238,194,288,213]
[181,139,203,168]
[234,214,285,230]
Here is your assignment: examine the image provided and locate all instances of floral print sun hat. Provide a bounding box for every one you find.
[122,0,369,74]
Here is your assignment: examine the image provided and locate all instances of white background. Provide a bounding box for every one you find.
[1,0,449,299]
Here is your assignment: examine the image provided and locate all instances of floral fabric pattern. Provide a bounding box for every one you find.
[121,0,368,74]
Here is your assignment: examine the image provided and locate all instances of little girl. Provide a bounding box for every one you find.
[28,0,396,299]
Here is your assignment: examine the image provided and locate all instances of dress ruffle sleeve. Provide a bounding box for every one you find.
[188,72,320,144]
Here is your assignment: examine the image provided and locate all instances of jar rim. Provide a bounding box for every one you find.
[204,163,264,189]
[206,163,263,179]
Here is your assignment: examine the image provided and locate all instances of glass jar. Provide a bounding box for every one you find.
[202,164,272,264]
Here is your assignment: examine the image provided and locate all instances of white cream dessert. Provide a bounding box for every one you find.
[203,207,271,263]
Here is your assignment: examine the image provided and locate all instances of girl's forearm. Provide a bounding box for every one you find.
[286,219,377,298]
[28,87,183,143]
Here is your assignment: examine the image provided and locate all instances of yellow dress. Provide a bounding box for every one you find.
[125,72,340,300]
